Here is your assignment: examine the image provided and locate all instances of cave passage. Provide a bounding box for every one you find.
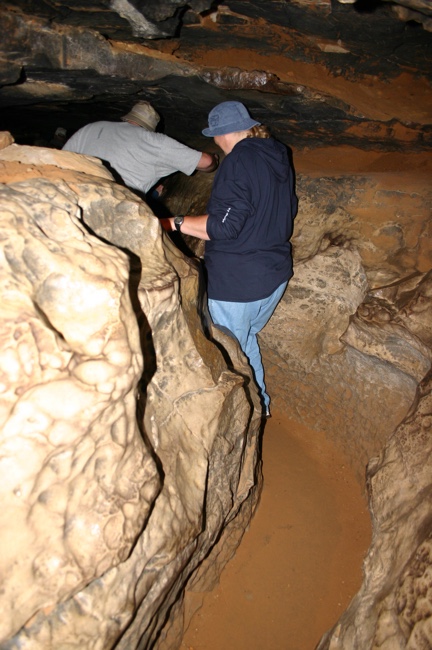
[181,410,371,649]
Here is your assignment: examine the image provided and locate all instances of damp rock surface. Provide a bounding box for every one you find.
[0,134,430,649]
[0,142,262,649]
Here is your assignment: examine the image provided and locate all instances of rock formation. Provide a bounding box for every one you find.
[1,1,431,154]
[0,139,262,649]
[317,371,432,649]
[0,0,431,648]
[0,132,430,648]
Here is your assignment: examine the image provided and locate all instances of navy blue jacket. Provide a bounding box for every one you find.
[205,137,297,302]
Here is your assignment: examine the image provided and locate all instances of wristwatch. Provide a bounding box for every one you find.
[174,215,184,232]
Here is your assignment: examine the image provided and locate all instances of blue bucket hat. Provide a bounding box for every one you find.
[202,101,260,137]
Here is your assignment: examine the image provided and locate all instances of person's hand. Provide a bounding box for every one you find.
[210,153,219,171]
[198,152,219,172]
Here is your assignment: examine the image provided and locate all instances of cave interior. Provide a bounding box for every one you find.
[0,2,432,649]
[1,0,431,158]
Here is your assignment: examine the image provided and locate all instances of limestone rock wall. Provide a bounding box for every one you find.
[0,139,263,649]
[0,174,158,646]
[261,170,432,470]
[0,134,431,650]
[255,171,432,647]
[1,1,431,153]
[262,169,432,647]
[317,372,432,649]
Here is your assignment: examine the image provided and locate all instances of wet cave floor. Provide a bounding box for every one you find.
[181,411,371,650]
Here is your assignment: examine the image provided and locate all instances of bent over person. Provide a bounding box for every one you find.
[163,101,297,418]
[63,101,219,196]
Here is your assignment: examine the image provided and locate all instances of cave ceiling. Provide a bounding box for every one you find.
[0,0,431,153]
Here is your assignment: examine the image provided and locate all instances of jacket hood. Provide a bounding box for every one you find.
[235,137,290,182]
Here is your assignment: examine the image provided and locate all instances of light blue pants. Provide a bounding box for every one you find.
[208,281,287,410]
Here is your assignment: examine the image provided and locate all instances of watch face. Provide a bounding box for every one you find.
[174,215,184,231]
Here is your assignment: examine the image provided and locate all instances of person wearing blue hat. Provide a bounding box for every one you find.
[164,101,297,418]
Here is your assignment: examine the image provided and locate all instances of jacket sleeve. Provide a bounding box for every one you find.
[206,156,254,241]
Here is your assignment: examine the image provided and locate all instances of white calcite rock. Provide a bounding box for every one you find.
[0,145,262,649]
[0,177,160,644]
[0,141,114,180]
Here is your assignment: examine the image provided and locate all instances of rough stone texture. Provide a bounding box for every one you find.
[390,270,432,349]
[0,0,431,646]
[261,282,429,476]
[341,316,431,383]
[0,138,430,649]
[259,170,432,471]
[0,144,262,649]
[291,174,432,287]
[160,165,432,475]
[317,372,432,650]
[0,132,14,150]
[0,173,158,643]
[0,2,431,152]
[0,144,114,180]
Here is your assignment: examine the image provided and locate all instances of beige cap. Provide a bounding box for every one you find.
[121,101,160,131]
